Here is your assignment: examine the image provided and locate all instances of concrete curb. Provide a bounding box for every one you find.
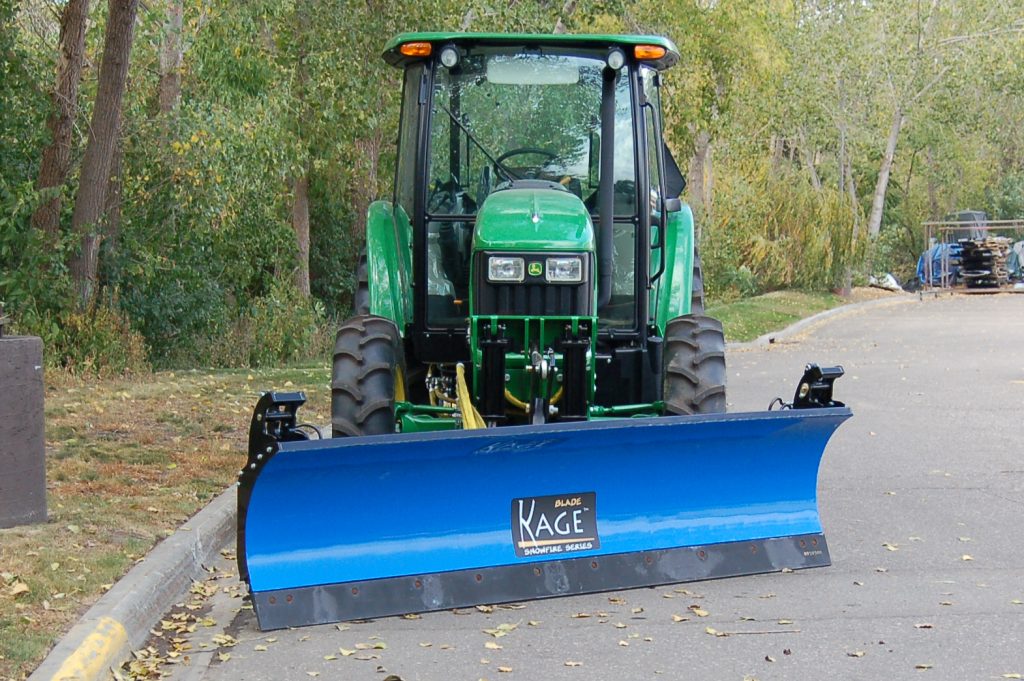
[28,486,237,681]
[725,293,916,352]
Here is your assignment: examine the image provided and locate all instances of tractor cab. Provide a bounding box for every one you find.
[375,34,693,411]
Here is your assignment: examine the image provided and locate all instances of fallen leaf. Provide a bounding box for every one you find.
[915,663,933,670]
[497,666,512,673]
[527,620,541,627]
[401,613,421,620]
[780,568,794,573]
[571,612,591,618]
[671,615,689,623]
[476,605,495,613]
[253,645,268,652]
[614,622,627,629]
[8,581,30,598]
[217,653,231,662]
[958,537,971,542]
[373,642,387,650]
[630,607,644,614]
[1001,674,1022,679]
[336,624,351,631]
[765,655,775,663]
[688,606,709,617]
[564,661,582,667]
[914,623,934,629]
[439,644,454,650]
[339,648,356,656]
[875,567,888,573]
[499,604,526,610]
[939,601,953,606]
[777,619,794,625]
[418,643,432,648]
[1012,600,1023,605]
[704,627,729,637]
[853,581,864,586]
[618,640,629,647]
[783,649,792,656]
[485,642,503,650]
[306,672,319,678]
[882,543,900,552]
[608,597,626,605]
[961,555,974,561]
[847,651,866,658]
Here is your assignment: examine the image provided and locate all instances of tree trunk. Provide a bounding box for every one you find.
[845,155,859,233]
[157,0,183,114]
[31,0,90,238]
[291,171,311,298]
[688,129,711,231]
[798,128,822,191]
[103,114,124,253]
[69,0,139,308]
[926,147,940,219]
[553,0,576,34]
[866,107,904,238]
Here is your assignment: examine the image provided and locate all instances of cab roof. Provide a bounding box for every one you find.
[383,32,679,70]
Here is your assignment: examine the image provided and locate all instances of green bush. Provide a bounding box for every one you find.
[49,302,150,377]
[198,279,332,368]
[703,159,864,298]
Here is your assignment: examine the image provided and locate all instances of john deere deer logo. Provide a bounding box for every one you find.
[528,262,543,277]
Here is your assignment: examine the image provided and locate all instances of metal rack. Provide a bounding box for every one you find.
[920,219,1024,292]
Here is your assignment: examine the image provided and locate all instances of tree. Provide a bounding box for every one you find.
[30,0,89,238]
[69,0,139,306]
[158,0,184,114]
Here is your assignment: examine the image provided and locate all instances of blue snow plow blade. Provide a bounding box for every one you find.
[238,401,850,630]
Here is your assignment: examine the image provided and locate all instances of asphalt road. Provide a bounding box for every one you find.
[161,293,1024,681]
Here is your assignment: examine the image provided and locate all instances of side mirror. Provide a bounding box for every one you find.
[664,197,682,213]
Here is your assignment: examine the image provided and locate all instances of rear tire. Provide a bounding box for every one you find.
[332,315,402,437]
[663,314,727,415]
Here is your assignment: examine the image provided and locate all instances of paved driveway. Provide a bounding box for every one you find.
[166,293,1024,681]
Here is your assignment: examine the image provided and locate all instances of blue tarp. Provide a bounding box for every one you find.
[917,243,963,285]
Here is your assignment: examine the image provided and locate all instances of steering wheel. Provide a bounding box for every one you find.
[494,147,559,181]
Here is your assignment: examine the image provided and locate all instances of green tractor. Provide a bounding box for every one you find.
[336,33,722,435]
[237,33,851,631]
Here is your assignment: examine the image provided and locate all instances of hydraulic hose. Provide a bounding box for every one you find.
[455,363,486,429]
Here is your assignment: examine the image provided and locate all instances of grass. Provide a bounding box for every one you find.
[0,364,331,681]
[708,290,847,342]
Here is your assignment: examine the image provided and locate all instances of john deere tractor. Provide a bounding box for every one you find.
[335,32,723,435]
[237,33,850,631]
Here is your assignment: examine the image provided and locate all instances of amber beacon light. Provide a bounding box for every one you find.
[634,44,667,60]
[399,41,432,57]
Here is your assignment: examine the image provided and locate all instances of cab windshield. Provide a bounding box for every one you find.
[427,50,636,217]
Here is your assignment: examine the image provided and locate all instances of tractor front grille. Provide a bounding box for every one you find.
[474,252,593,317]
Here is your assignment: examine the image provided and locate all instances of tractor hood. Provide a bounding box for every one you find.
[473,182,595,253]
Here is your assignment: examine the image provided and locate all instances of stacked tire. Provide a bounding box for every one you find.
[959,239,999,289]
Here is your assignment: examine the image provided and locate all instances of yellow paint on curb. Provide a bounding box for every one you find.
[50,616,128,681]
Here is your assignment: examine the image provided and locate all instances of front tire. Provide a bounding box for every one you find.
[663,314,727,415]
[331,315,402,437]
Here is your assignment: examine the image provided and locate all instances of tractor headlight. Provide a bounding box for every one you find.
[488,256,525,283]
[545,256,584,283]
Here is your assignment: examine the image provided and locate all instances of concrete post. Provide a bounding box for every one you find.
[0,330,47,528]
